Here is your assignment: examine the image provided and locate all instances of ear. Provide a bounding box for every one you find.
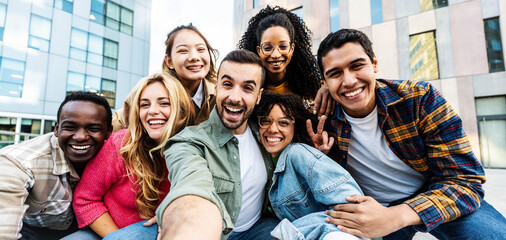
[291,42,295,52]
[165,55,174,69]
[105,127,112,140]
[372,54,378,73]
[53,122,59,137]
[256,46,262,56]
[256,88,264,105]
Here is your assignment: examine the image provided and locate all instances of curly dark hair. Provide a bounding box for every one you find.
[237,6,321,99]
[253,91,313,146]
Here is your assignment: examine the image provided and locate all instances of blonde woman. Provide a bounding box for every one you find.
[69,73,194,239]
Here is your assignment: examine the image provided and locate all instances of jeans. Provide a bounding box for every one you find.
[19,218,79,240]
[384,201,506,240]
[228,216,280,240]
[61,220,158,240]
[269,143,364,240]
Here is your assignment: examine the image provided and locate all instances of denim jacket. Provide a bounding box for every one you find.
[269,143,363,240]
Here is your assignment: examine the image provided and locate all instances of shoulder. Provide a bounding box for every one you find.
[378,79,431,97]
[0,133,53,164]
[282,143,323,159]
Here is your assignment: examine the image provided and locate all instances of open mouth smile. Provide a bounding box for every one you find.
[71,145,91,150]
[148,120,166,126]
[343,87,364,98]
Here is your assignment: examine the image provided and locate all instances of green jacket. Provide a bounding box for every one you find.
[156,108,274,238]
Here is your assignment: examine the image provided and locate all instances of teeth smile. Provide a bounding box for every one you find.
[270,61,283,66]
[188,66,202,70]
[225,106,242,113]
[71,145,90,150]
[149,120,166,125]
[344,88,363,97]
[266,137,282,142]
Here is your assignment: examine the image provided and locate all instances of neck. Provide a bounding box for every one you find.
[71,162,86,177]
[230,121,248,135]
[181,79,201,97]
[266,71,286,87]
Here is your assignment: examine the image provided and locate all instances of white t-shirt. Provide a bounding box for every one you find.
[192,79,204,108]
[232,126,267,232]
[344,107,426,205]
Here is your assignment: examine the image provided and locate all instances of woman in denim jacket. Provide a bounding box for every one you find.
[254,92,366,240]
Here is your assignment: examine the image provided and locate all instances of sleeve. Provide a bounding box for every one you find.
[155,139,232,233]
[404,83,486,231]
[0,156,33,240]
[72,134,125,228]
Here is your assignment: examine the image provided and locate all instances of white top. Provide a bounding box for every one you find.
[192,79,204,108]
[344,107,426,205]
[232,126,267,232]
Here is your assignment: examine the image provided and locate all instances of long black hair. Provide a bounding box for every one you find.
[238,6,321,99]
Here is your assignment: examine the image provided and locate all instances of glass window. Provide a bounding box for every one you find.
[330,0,340,32]
[409,31,439,80]
[0,3,6,41]
[120,8,133,35]
[55,0,73,13]
[90,0,105,24]
[253,0,259,8]
[43,120,56,134]
[476,96,506,168]
[0,117,16,149]
[420,0,448,11]
[484,18,505,73]
[0,58,25,97]
[66,72,85,93]
[88,34,103,65]
[371,0,383,25]
[85,75,101,93]
[29,15,52,52]
[105,1,120,30]
[103,39,118,69]
[70,28,88,61]
[21,118,41,134]
[291,7,303,20]
[101,78,116,107]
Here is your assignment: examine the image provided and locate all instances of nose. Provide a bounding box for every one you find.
[271,47,282,58]
[148,104,160,115]
[341,70,356,87]
[267,121,280,133]
[228,86,242,103]
[188,49,199,61]
[73,128,89,141]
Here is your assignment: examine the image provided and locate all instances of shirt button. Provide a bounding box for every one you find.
[40,208,46,213]
[66,219,72,224]
[342,155,345,158]
[233,155,237,159]
[345,130,349,134]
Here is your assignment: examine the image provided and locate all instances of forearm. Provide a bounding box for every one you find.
[389,204,423,229]
[89,212,119,238]
[158,195,222,240]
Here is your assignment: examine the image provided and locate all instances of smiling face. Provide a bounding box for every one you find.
[257,26,294,77]
[321,42,378,118]
[166,29,211,83]
[259,104,294,157]
[139,81,172,143]
[54,101,110,169]
[215,61,263,135]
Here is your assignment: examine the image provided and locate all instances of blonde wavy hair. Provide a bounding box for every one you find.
[119,73,194,219]
[161,23,218,87]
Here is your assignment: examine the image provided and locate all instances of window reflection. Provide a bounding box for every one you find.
[409,31,439,80]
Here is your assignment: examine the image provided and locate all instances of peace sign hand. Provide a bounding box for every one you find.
[306,115,334,155]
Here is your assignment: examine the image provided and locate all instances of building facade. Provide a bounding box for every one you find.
[234,0,506,168]
[0,0,151,148]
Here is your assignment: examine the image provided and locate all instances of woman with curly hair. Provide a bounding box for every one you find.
[254,92,364,240]
[111,23,218,132]
[238,6,332,114]
[69,74,194,239]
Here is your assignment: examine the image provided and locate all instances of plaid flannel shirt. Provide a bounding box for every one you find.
[326,79,486,231]
[0,133,79,239]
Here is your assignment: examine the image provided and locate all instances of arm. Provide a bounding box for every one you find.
[0,158,32,240]
[89,212,119,238]
[403,83,485,230]
[158,195,222,240]
[72,133,124,231]
[155,140,230,238]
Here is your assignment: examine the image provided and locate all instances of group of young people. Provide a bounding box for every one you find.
[1,5,505,240]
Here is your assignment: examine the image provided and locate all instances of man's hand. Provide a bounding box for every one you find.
[313,83,335,117]
[306,116,334,154]
[325,195,423,238]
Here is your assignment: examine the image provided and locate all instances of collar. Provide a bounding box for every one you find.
[208,108,261,148]
[192,79,204,108]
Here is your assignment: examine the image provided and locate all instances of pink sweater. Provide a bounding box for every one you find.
[73,129,170,228]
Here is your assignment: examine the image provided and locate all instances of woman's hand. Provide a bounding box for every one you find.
[313,83,335,117]
[306,116,334,155]
[143,216,158,227]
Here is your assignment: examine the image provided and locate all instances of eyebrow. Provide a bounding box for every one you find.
[140,97,169,101]
[324,57,367,76]
[220,75,258,87]
[175,43,206,49]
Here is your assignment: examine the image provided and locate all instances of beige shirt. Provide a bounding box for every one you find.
[0,133,79,240]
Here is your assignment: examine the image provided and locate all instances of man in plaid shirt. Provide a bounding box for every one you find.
[312,29,506,239]
[0,92,112,240]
